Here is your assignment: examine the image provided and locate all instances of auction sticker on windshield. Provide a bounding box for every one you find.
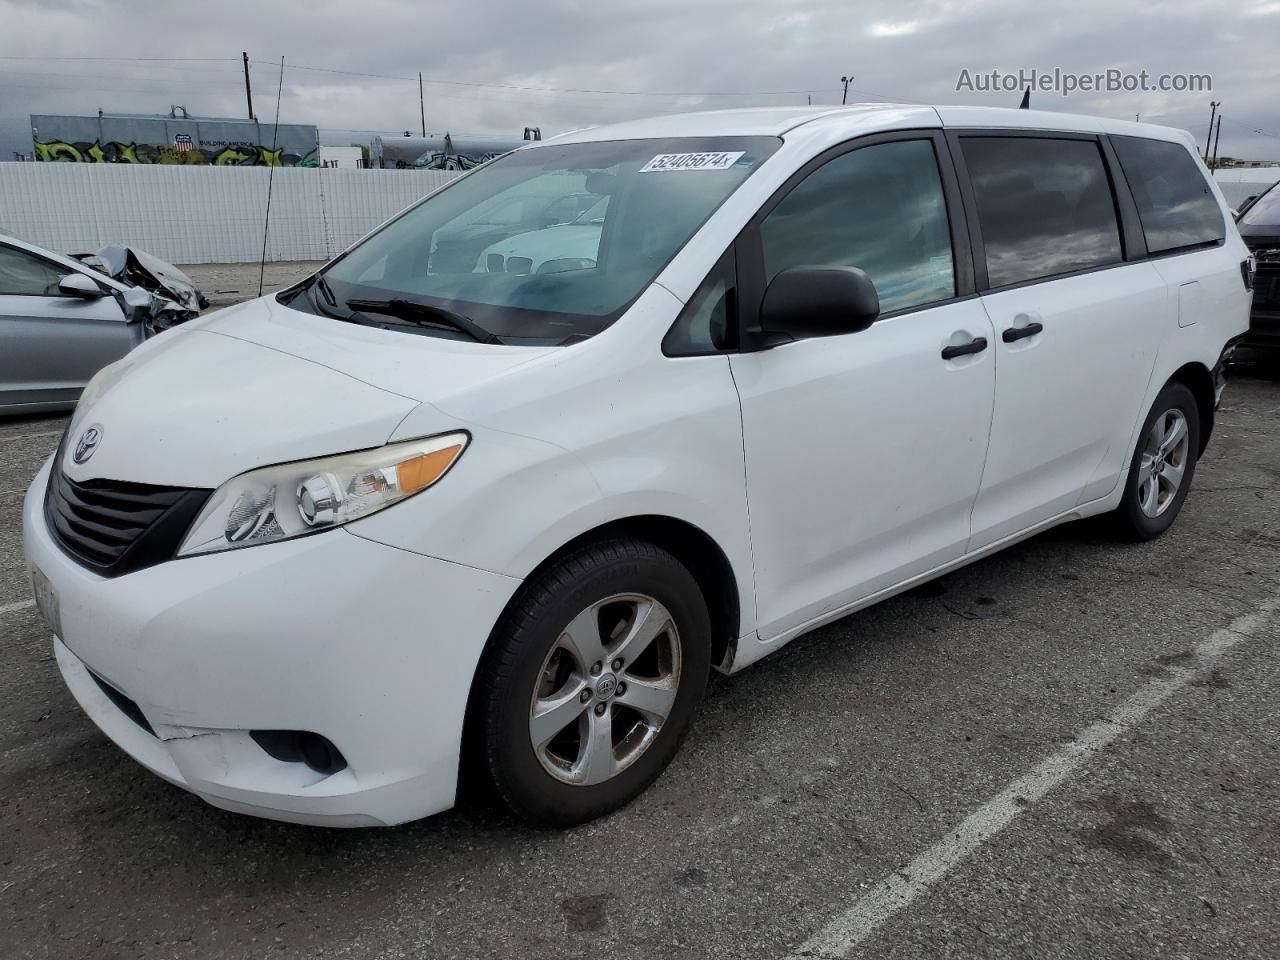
[640,151,745,172]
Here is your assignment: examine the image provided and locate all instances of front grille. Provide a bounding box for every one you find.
[1254,261,1280,311]
[44,449,211,578]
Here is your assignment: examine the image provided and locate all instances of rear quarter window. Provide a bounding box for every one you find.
[1110,136,1225,254]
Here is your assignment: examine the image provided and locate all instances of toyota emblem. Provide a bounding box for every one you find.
[72,424,104,464]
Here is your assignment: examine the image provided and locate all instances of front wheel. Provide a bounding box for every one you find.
[476,539,711,826]
[1112,381,1200,540]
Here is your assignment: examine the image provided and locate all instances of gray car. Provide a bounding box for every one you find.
[0,234,201,415]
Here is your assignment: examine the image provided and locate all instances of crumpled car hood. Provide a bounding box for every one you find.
[75,245,208,320]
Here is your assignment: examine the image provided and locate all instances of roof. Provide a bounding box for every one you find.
[542,103,1193,147]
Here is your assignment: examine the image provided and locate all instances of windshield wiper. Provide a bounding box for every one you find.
[314,273,338,306]
[345,298,502,344]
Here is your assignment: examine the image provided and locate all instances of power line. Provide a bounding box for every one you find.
[0,65,245,87]
[1220,116,1280,142]
[2,51,832,101]
[0,55,238,63]
[251,59,822,99]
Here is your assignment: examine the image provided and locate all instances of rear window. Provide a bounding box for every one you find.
[961,137,1123,288]
[1111,136,1224,254]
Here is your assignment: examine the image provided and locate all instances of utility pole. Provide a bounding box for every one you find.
[1210,114,1223,170]
[841,75,854,105]
[419,72,426,137]
[1204,101,1219,162]
[242,51,255,121]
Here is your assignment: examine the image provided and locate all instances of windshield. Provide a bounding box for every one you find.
[318,136,779,345]
[1240,181,1280,231]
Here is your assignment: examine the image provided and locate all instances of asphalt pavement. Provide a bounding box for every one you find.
[1,360,1278,960]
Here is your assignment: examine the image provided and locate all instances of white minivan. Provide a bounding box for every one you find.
[24,105,1252,827]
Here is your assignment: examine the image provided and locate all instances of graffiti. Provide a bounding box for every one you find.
[415,151,505,171]
[34,140,318,167]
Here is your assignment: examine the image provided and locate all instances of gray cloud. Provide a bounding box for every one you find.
[1,0,1277,162]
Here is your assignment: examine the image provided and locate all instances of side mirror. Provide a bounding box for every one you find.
[59,272,106,299]
[760,266,880,340]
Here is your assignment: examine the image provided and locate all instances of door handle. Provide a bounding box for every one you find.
[1002,321,1044,343]
[941,336,988,360]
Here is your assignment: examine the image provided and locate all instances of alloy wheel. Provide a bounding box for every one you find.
[1137,408,1191,518]
[528,593,682,786]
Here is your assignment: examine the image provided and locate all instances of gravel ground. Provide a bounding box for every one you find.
[179,261,325,308]
[1,358,1278,960]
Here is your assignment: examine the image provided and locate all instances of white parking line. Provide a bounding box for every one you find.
[784,588,1280,960]
[0,599,35,617]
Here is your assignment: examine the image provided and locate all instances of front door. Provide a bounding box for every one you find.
[0,245,129,408]
[729,134,996,641]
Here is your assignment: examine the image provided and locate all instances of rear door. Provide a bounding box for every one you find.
[949,133,1169,549]
[728,132,997,640]
[0,243,130,409]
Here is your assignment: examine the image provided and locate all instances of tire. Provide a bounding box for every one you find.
[476,538,711,826]
[1112,381,1201,541]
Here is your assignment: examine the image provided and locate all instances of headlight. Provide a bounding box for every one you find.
[177,432,468,557]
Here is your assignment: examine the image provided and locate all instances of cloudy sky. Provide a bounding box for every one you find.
[2,0,1279,162]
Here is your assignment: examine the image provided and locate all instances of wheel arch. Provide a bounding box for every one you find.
[1166,361,1215,455]
[457,514,743,798]
[497,515,741,674]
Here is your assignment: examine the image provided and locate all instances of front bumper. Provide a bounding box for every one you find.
[24,458,520,827]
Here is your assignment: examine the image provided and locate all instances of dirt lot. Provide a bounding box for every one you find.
[2,359,1279,960]
[179,261,325,308]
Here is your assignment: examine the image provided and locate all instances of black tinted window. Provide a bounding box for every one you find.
[760,139,955,314]
[962,137,1122,287]
[663,251,735,355]
[1111,136,1224,253]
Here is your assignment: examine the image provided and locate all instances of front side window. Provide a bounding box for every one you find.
[759,139,955,314]
[961,137,1123,287]
[318,137,779,345]
[663,251,735,356]
[0,246,67,296]
[1111,135,1225,254]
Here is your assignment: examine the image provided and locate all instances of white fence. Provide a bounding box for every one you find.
[0,164,463,265]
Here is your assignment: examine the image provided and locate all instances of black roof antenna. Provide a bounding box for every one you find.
[1018,89,1031,110]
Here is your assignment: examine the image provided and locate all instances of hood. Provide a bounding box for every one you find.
[480,225,602,272]
[196,295,558,405]
[63,326,420,489]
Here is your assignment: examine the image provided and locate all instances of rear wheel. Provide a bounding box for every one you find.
[1112,381,1200,540]
[476,539,711,826]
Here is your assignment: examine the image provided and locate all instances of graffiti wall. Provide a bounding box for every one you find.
[372,135,528,169]
[30,114,319,167]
